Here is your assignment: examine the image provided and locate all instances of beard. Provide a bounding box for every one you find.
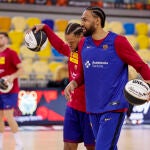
[83,25,95,37]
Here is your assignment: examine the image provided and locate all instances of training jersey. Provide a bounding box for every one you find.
[0,48,21,94]
[43,25,86,112]
[75,32,150,113]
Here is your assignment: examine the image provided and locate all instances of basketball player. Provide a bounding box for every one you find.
[0,32,24,150]
[64,6,150,150]
[31,23,95,150]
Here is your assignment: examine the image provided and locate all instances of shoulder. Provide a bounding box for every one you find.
[114,34,128,45]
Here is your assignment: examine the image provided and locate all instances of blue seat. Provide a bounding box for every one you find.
[51,47,65,62]
[42,19,55,30]
[123,22,135,35]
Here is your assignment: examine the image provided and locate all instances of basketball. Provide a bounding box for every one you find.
[24,28,48,52]
[124,79,150,105]
[0,78,13,93]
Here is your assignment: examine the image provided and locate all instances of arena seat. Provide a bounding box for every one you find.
[123,22,135,35]
[136,35,149,49]
[55,31,65,42]
[11,16,27,31]
[37,42,52,61]
[55,19,68,32]
[135,22,149,35]
[51,47,64,59]
[42,19,55,30]
[128,65,138,80]
[103,20,109,32]
[137,49,150,62]
[48,61,63,75]
[26,17,41,28]
[68,19,81,24]
[0,16,11,32]
[125,35,138,49]
[20,45,37,59]
[53,61,68,81]
[20,58,33,79]
[8,30,24,47]
[8,44,20,54]
[108,21,124,34]
[32,60,50,79]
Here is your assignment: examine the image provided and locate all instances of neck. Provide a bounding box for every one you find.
[0,46,7,52]
[92,28,108,40]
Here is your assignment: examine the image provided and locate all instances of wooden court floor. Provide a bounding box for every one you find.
[2,125,150,150]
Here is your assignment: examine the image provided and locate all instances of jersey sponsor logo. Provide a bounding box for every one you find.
[0,57,5,64]
[103,44,108,50]
[84,60,108,68]
[85,60,91,68]
[71,72,78,79]
[70,57,78,64]
[70,52,78,64]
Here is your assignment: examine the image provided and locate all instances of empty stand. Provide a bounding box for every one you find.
[108,21,124,34]
[20,58,33,79]
[20,45,37,60]
[26,17,41,28]
[136,35,150,49]
[128,65,138,80]
[55,19,68,32]
[11,16,27,31]
[123,22,135,35]
[135,22,149,35]
[68,19,81,24]
[32,60,50,80]
[125,35,138,49]
[42,19,55,30]
[8,44,20,54]
[8,30,24,47]
[137,49,150,62]
[0,16,11,32]
[37,41,52,61]
[48,61,63,74]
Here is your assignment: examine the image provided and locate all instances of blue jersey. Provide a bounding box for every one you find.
[81,32,129,113]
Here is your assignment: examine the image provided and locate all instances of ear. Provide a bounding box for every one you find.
[96,17,101,26]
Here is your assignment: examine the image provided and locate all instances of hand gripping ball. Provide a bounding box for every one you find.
[25,28,48,52]
[124,79,150,105]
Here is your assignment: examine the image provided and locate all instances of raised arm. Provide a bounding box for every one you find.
[33,24,70,57]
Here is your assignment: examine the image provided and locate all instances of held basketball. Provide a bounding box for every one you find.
[24,28,48,52]
[124,79,150,105]
[0,78,13,93]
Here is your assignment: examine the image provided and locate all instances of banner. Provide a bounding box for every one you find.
[14,88,67,125]
[14,88,150,125]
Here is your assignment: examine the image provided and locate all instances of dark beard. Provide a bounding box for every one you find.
[83,27,95,37]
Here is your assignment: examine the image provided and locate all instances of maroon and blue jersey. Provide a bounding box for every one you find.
[43,25,86,112]
[75,31,150,113]
[0,48,21,94]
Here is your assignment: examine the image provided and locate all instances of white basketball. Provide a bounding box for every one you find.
[124,79,150,105]
[24,28,48,52]
[0,78,13,93]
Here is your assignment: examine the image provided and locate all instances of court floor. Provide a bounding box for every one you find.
[2,125,150,150]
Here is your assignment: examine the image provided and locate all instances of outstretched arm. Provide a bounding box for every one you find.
[29,24,70,56]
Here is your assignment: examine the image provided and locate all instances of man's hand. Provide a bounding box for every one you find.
[64,80,78,101]
[26,24,45,33]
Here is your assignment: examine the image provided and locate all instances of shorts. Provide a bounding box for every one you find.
[63,106,95,146]
[89,112,126,150]
[0,93,18,110]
